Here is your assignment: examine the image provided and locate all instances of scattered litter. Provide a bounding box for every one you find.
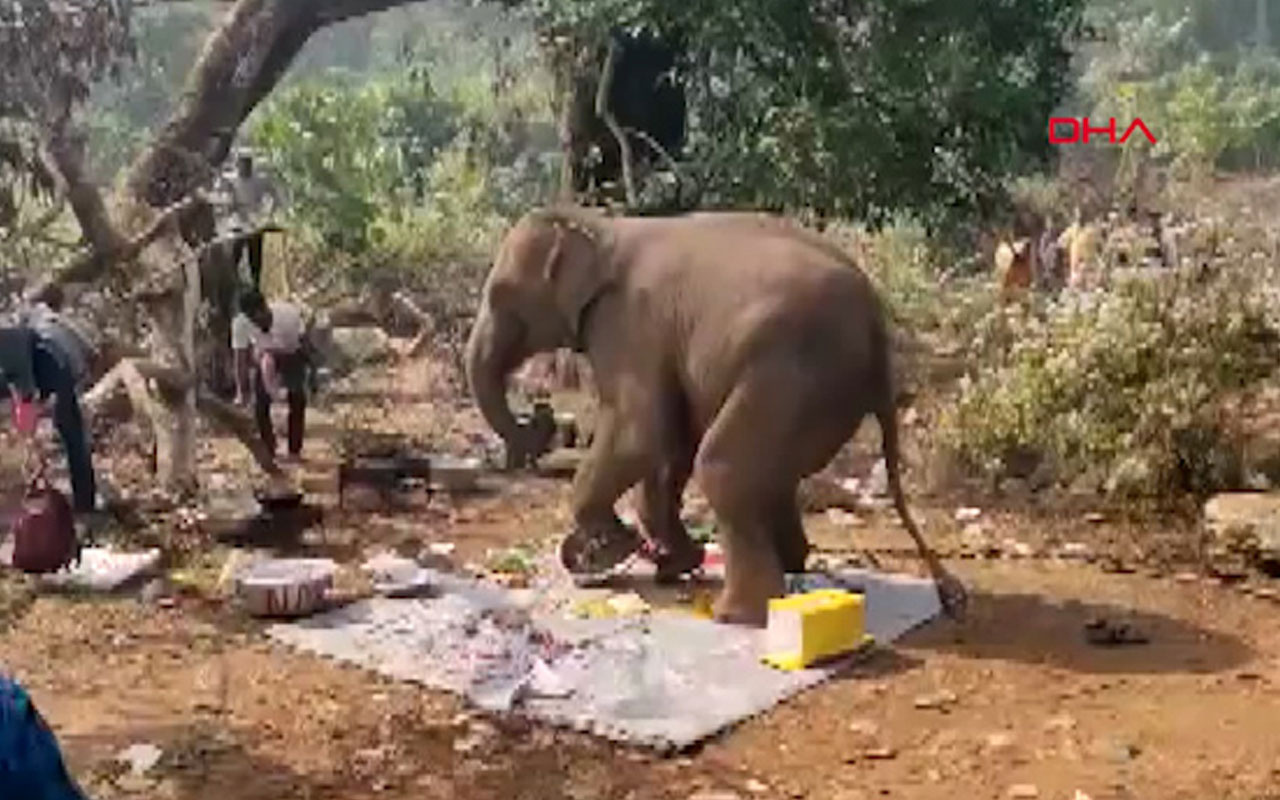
[985,731,1016,752]
[1084,512,1106,524]
[1083,618,1149,647]
[824,508,861,526]
[606,592,650,616]
[1044,713,1077,732]
[39,547,162,593]
[862,746,897,760]
[913,689,959,710]
[1059,542,1091,560]
[362,552,436,598]
[427,542,457,557]
[955,507,982,522]
[116,743,163,776]
[268,566,942,750]
[1007,784,1039,799]
[848,719,880,738]
[1003,538,1035,559]
[1090,738,1141,763]
[864,459,888,497]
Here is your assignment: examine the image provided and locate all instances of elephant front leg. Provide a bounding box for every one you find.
[635,445,705,584]
[559,407,655,576]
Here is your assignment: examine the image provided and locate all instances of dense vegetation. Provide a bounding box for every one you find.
[3,0,1279,502]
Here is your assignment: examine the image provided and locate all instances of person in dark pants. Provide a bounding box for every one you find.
[237,288,308,462]
[218,151,282,290]
[0,324,97,514]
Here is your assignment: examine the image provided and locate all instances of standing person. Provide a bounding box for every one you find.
[0,288,99,517]
[237,288,309,462]
[217,149,283,289]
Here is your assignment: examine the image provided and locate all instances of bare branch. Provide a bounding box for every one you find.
[37,192,204,296]
[595,36,636,207]
[125,0,425,211]
[39,119,127,258]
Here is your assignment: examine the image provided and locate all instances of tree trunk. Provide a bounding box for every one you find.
[40,0,429,493]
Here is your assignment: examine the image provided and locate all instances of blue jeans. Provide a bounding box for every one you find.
[31,343,96,513]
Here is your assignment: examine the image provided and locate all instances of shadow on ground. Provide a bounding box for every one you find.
[900,587,1253,675]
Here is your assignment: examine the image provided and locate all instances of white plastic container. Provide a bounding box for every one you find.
[236,558,336,618]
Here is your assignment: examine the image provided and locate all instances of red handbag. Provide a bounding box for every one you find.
[10,457,78,575]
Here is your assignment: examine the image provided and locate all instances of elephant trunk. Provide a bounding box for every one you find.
[465,300,522,445]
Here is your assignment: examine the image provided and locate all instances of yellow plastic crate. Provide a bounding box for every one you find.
[762,589,872,671]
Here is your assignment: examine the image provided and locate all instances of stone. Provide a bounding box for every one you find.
[329,326,395,366]
[1204,492,1280,569]
[1007,785,1039,799]
[913,690,959,710]
[744,779,770,794]
[1091,738,1140,764]
[847,719,881,738]
[862,746,897,760]
[985,732,1016,753]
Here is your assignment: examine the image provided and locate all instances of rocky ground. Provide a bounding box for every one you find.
[2,356,1280,800]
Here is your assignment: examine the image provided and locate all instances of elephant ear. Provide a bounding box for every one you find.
[532,209,615,347]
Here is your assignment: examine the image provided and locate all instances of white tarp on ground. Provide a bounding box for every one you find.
[266,567,941,751]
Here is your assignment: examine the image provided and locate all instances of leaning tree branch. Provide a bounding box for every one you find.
[594,36,637,207]
[34,192,205,299]
[125,0,425,211]
[38,112,128,259]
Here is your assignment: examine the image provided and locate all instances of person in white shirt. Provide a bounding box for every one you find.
[217,151,283,289]
[235,288,308,461]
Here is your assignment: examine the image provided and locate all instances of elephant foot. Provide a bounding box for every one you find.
[651,541,706,585]
[712,594,769,628]
[559,520,642,577]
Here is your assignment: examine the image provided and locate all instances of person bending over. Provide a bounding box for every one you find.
[0,292,98,516]
[237,288,308,462]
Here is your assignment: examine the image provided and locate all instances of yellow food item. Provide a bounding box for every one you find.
[762,589,871,671]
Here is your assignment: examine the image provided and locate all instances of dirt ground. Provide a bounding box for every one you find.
[3,357,1280,800]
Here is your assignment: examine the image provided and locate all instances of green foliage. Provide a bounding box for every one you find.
[939,269,1280,497]
[828,218,945,331]
[1076,0,1280,178]
[531,0,1086,235]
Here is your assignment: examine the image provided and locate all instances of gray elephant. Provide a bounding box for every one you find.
[464,207,965,626]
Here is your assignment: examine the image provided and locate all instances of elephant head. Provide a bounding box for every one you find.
[465,207,615,464]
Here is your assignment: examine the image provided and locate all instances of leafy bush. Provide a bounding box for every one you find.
[827,218,946,332]
[938,266,1280,497]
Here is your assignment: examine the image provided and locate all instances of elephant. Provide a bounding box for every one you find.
[464,206,966,626]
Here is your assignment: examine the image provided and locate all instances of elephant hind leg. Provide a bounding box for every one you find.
[695,370,804,627]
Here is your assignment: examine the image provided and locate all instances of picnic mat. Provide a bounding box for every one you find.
[266,566,941,751]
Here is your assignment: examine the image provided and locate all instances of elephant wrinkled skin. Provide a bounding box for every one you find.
[464,206,965,626]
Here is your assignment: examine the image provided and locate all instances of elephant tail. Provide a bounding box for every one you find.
[870,313,935,562]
